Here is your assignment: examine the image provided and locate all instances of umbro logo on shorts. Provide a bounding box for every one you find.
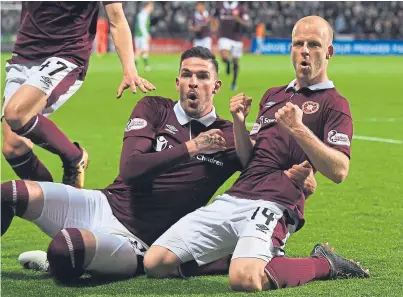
[40,76,53,89]
[255,224,270,234]
[129,238,147,256]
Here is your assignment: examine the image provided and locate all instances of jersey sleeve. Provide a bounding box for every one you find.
[119,97,190,185]
[124,97,158,140]
[323,99,353,158]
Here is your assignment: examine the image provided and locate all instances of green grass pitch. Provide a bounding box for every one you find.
[1,53,402,297]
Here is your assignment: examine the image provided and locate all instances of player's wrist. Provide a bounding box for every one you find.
[186,139,200,157]
[289,122,307,136]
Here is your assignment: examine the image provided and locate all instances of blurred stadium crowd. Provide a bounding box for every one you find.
[126,1,403,40]
[1,1,403,49]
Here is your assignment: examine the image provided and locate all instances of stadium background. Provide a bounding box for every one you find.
[1,1,402,297]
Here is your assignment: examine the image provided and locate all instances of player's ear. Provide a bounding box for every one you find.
[327,45,334,59]
[175,77,180,92]
[213,80,222,94]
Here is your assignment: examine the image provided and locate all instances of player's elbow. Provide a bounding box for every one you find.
[332,168,348,184]
[120,167,138,185]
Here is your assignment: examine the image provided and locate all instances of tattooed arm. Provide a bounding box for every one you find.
[186,129,227,157]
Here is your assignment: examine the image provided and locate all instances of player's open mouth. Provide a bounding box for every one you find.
[188,92,198,100]
[300,61,310,68]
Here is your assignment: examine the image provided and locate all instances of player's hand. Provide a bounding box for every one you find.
[275,102,303,134]
[192,129,227,154]
[284,161,317,196]
[230,93,252,123]
[116,70,156,98]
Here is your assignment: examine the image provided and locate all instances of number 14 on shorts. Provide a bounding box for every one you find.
[246,206,281,239]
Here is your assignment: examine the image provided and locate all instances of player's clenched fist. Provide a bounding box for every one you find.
[193,129,227,154]
[275,102,303,133]
[230,93,252,123]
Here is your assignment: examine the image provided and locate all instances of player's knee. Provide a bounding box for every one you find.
[144,246,178,278]
[47,228,86,281]
[3,100,25,127]
[229,263,265,292]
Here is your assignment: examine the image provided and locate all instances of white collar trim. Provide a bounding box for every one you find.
[286,79,335,91]
[174,102,217,127]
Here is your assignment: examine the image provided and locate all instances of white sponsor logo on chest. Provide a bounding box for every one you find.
[327,130,351,146]
[250,123,261,135]
[165,124,178,134]
[195,154,224,167]
[125,118,147,131]
[154,135,173,151]
[265,101,276,109]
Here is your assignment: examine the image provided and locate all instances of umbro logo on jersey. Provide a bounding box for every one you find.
[165,124,178,134]
[265,101,276,109]
[40,76,53,89]
[256,224,270,234]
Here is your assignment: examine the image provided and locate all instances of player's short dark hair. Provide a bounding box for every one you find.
[180,46,219,74]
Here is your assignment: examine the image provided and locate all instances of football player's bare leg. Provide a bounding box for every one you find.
[3,85,85,188]
[229,258,272,292]
[3,85,48,130]
[144,246,183,278]
[220,49,232,75]
[2,119,53,181]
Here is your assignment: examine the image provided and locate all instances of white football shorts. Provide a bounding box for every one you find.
[2,57,83,117]
[135,36,150,51]
[218,37,244,58]
[193,37,212,50]
[153,193,299,266]
[34,182,149,276]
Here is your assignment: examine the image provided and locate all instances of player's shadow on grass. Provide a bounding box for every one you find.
[57,275,231,294]
[53,273,136,288]
[1,271,54,280]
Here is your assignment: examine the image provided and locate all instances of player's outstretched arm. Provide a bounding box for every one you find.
[103,2,156,98]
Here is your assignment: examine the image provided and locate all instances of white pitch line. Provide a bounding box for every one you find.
[355,118,403,123]
[245,122,403,145]
[352,135,403,144]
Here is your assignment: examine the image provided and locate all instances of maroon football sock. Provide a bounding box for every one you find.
[265,256,330,289]
[180,256,231,277]
[1,180,29,217]
[5,150,53,182]
[12,114,82,164]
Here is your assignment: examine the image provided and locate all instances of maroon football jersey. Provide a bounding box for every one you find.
[226,80,353,230]
[213,2,249,41]
[9,1,100,78]
[103,96,241,245]
[191,10,211,39]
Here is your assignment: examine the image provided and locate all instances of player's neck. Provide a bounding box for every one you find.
[296,73,329,90]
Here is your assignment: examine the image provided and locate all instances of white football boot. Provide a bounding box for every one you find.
[18,250,49,272]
